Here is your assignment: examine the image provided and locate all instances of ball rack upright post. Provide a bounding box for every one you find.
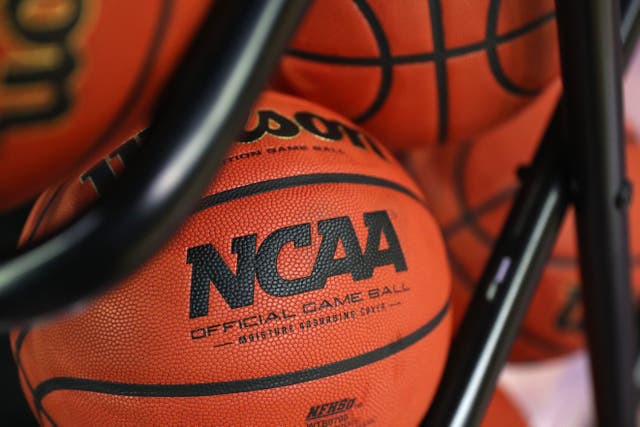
[555,1,638,426]
[422,91,570,427]
[424,1,640,426]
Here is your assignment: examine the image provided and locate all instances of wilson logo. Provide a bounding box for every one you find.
[306,398,356,420]
[1,0,85,131]
[239,108,387,160]
[187,211,407,318]
[80,130,145,195]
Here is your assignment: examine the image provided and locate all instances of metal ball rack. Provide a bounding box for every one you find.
[1,1,638,426]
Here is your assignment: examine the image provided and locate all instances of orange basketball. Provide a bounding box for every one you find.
[0,0,211,211]
[482,389,527,427]
[11,91,451,426]
[406,81,640,361]
[276,0,559,150]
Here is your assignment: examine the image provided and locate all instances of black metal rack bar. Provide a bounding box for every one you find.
[556,1,637,425]
[622,0,640,65]
[1,0,639,424]
[423,1,640,425]
[422,111,569,427]
[0,0,309,328]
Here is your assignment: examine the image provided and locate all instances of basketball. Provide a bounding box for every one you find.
[11,91,451,425]
[0,0,211,211]
[406,80,640,361]
[275,0,559,150]
[482,389,527,427]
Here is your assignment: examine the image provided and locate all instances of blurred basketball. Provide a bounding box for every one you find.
[276,0,559,150]
[482,389,527,427]
[407,80,640,361]
[12,91,451,425]
[0,0,211,211]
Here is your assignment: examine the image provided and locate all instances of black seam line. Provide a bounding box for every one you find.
[428,0,448,142]
[441,187,516,238]
[54,0,173,182]
[517,326,572,355]
[446,138,577,268]
[285,12,555,66]
[489,11,555,48]
[548,256,577,268]
[444,184,580,271]
[39,407,58,427]
[14,327,45,425]
[445,145,640,268]
[32,301,449,405]
[14,328,35,401]
[24,186,64,245]
[351,0,393,123]
[451,140,496,245]
[85,0,172,153]
[20,5,172,423]
[443,140,576,268]
[18,0,172,247]
[446,245,476,289]
[14,326,30,355]
[486,0,538,96]
[196,173,425,213]
[430,11,555,62]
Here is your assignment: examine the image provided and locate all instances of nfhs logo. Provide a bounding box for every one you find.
[306,398,357,422]
[187,211,407,318]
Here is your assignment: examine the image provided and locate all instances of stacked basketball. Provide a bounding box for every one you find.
[3,0,567,425]
[0,0,212,211]
[406,83,640,361]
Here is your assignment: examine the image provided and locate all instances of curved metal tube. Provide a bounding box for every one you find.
[0,0,309,328]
